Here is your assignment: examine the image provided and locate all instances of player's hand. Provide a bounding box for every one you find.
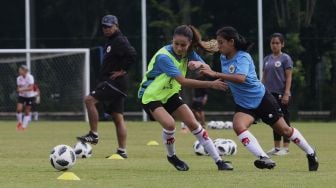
[110,70,127,80]
[281,93,290,105]
[210,79,228,91]
[199,66,216,78]
[188,61,203,70]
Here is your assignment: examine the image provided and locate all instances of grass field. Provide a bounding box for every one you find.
[0,121,335,188]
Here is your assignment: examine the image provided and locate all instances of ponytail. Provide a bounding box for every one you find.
[173,25,218,53]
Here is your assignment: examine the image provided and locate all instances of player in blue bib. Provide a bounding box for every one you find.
[200,26,318,171]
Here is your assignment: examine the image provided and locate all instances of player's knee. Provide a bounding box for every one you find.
[279,126,292,137]
[162,120,176,131]
[233,123,247,135]
[84,96,96,105]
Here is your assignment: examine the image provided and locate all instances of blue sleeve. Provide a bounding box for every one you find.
[235,56,250,76]
[156,54,182,77]
[188,51,205,63]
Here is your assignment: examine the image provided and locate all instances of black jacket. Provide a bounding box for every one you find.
[100,30,137,92]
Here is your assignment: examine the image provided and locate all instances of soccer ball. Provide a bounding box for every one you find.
[193,140,208,155]
[74,141,92,158]
[49,145,76,171]
[214,138,238,156]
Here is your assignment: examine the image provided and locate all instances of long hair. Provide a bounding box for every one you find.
[270,32,285,44]
[216,26,253,51]
[173,25,218,53]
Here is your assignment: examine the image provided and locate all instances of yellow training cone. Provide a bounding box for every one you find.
[147,140,159,146]
[107,154,124,160]
[57,172,80,181]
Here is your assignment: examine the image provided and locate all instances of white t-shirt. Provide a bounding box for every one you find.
[17,73,35,98]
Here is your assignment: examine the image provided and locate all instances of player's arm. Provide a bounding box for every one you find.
[200,56,249,83]
[175,76,227,90]
[199,68,246,83]
[17,84,34,92]
[110,39,137,79]
[158,55,227,91]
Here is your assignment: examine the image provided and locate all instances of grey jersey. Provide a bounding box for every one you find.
[263,53,293,94]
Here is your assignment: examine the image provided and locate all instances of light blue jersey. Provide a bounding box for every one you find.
[220,51,265,109]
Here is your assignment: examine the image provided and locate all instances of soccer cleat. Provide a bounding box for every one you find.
[307,152,319,171]
[254,156,276,169]
[266,148,280,155]
[273,148,289,156]
[116,149,128,159]
[167,155,189,171]
[216,160,234,171]
[76,131,99,145]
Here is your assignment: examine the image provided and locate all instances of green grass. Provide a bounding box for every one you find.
[0,121,335,188]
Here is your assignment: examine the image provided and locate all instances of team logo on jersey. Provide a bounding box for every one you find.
[106,46,111,53]
[274,61,282,67]
[228,64,235,73]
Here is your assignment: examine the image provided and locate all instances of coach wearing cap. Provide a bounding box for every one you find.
[77,14,137,159]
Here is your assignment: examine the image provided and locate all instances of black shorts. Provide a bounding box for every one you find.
[141,93,185,121]
[90,81,126,114]
[18,96,35,106]
[191,101,205,111]
[235,91,283,126]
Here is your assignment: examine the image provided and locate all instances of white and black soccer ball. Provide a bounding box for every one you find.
[214,138,238,156]
[50,145,76,171]
[223,121,233,129]
[74,141,92,158]
[193,140,208,156]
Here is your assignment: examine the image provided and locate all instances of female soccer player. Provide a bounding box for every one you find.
[200,26,318,171]
[263,33,293,156]
[138,25,233,171]
[16,65,35,131]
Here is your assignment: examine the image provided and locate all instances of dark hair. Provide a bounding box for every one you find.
[173,25,209,52]
[270,33,284,44]
[216,26,253,51]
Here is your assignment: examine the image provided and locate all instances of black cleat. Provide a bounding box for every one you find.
[254,156,276,169]
[117,149,128,159]
[167,155,189,171]
[76,131,99,145]
[307,152,319,171]
[216,160,234,171]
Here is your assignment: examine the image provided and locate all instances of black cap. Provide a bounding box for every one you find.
[101,15,118,26]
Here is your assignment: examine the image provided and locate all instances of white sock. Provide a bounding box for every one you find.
[162,129,176,157]
[238,130,268,158]
[192,126,221,162]
[22,115,30,128]
[289,128,314,155]
[16,113,22,123]
[117,148,126,153]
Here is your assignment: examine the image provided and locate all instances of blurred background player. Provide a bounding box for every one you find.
[200,26,318,171]
[138,25,233,171]
[31,82,41,121]
[16,65,35,131]
[263,33,293,156]
[77,15,137,158]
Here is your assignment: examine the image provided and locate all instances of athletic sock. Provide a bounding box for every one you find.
[289,128,314,155]
[192,126,221,162]
[117,148,126,153]
[162,129,176,157]
[22,115,30,128]
[16,113,22,123]
[90,131,98,137]
[238,130,268,158]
